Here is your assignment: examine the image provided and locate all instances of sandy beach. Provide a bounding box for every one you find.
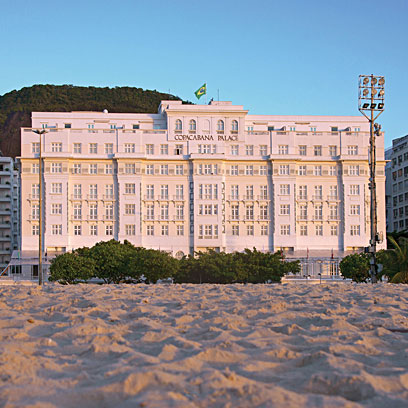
[0,283,407,407]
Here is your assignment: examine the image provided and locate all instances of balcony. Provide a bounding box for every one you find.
[296,195,308,201]
[312,216,323,221]
[296,215,308,221]
[173,195,184,201]
[228,195,240,201]
[328,215,340,221]
[0,223,10,228]
[173,215,184,221]
[157,195,170,201]
[87,194,98,200]
[28,215,39,221]
[87,215,98,221]
[257,195,269,201]
[103,215,114,221]
[243,195,255,201]
[27,194,38,201]
[102,195,115,201]
[312,195,323,201]
[143,195,155,201]
[70,194,82,201]
[327,195,339,201]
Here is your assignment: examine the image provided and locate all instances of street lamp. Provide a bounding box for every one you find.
[358,75,385,283]
[32,129,47,285]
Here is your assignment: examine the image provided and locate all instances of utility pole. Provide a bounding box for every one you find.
[358,75,385,283]
[32,129,47,285]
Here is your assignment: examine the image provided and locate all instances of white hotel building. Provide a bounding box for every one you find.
[19,100,386,275]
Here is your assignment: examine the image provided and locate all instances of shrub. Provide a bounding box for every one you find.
[49,252,95,284]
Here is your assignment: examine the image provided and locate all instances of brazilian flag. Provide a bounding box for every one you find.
[195,83,206,99]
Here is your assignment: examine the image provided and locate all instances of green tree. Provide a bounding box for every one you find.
[49,252,95,284]
[379,237,408,283]
[339,253,370,282]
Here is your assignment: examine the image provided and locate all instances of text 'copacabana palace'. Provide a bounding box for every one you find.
[19,100,386,275]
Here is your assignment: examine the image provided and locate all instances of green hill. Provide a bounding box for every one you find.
[0,84,183,158]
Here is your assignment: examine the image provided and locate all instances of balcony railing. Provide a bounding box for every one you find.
[296,195,308,201]
[102,194,115,201]
[312,195,323,200]
[173,195,184,201]
[70,194,82,200]
[87,194,98,200]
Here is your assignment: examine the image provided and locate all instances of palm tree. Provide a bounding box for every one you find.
[382,236,408,283]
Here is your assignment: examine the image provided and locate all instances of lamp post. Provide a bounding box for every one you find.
[358,75,385,283]
[32,129,47,285]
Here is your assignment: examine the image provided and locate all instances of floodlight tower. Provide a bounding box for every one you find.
[358,75,385,283]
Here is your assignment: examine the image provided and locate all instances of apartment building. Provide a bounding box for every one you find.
[385,135,408,232]
[19,100,387,276]
[0,157,20,271]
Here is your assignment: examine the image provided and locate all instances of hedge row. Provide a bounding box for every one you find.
[49,240,300,284]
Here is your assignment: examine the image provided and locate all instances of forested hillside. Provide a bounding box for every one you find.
[0,85,182,158]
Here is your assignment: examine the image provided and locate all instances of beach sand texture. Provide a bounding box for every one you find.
[0,283,407,408]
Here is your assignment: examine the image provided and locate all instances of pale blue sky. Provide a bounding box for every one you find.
[1,0,407,147]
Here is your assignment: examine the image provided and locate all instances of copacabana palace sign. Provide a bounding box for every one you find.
[172,134,239,141]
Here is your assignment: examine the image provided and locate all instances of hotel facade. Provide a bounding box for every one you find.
[19,100,386,275]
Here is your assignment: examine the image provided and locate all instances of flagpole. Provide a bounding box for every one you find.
[205,82,207,105]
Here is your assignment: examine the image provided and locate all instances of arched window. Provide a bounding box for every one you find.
[217,120,224,131]
[175,119,182,131]
[189,119,196,131]
[232,120,238,131]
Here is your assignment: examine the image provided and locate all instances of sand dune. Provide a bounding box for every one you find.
[0,283,407,407]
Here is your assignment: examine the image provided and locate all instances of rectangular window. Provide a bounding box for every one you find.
[314,185,323,199]
[89,204,98,220]
[298,165,306,176]
[299,145,307,156]
[261,225,268,236]
[72,163,81,174]
[105,184,114,199]
[231,145,239,155]
[348,145,358,155]
[177,225,184,236]
[300,225,308,236]
[105,225,113,236]
[280,184,290,195]
[146,144,154,155]
[330,225,338,236]
[280,204,290,215]
[259,145,267,156]
[52,143,62,153]
[231,205,239,220]
[51,163,62,173]
[278,145,289,155]
[51,203,62,215]
[52,225,62,235]
[125,204,136,215]
[329,166,336,176]
[230,165,238,176]
[161,225,169,236]
[230,185,239,199]
[175,144,183,155]
[246,225,254,236]
[175,165,184,175]
[89,164,97,174]
[349,165,359,176]
[146,185,154,199]
[260,185,268,199]
[246,205,254,220]
[350,204,360,215]
[279,165,289,175]
[32,163,39,174]
[314,145,322,156]
[314,165,322,176]
[73,204,82,220]
[32,225,39,236]
[64,123,71,129]
[329,146,337,156]
[125,163,136,174]
[232,225,239,236]
[175,184,184,199]
[73,143,82,154]
[147,225,154,236]
[146,164,154,175]
[245,165,254,176]
[329,185,338,199]
[125,183,136,194]
[160,204,169,220]
[32,143,40,153]
[89,143,98,154]
[175,204,184,220]
[259,205,268,220]
[90,225,98,236]
[245,145,254,155]
[124,143,135,153]
[104,164,112,174]
[89,184,98,199]
[259,165,267,176]
[160,185,169,199]
[298,185,307,199]
[105,144,113,154]
[74,225,82,236]
[245,185,254,199]
[51,183,62,194]
[160,144,168,155]
[160,165,168,175]
[314,204,323,220]
[125,225,136,235]
[315,224,323,236]
[280,225,290,235]
[350,225,360,236]
[350,185,360,195]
